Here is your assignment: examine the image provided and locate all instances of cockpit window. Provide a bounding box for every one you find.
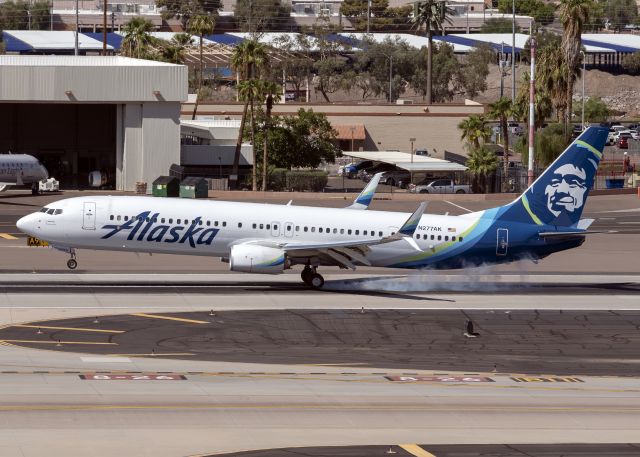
[46,209,55,215]
[54,209,63,215]
[40,207,49,213]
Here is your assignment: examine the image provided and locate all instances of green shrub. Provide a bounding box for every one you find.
[269,168,288,191]
[285,170,328,192]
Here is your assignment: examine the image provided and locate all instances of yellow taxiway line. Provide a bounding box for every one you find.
[13,324,124,334]
[0,233,18,240]
[400,444,437,457]
[131,313,209,324]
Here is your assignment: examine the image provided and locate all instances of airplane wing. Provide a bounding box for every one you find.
[246,202,427,270]
[345,172,383,210]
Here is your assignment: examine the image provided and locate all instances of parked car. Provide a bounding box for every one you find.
[607,129,617,145]
[631,130,640,141]
[508,122,523,136]
[409,179,471,194]
[343,160,373,179]
[613,130,632,143]
[359,162,395,181]
[414,148,430,157]
[380,169,411,187]
[617,136,629,149]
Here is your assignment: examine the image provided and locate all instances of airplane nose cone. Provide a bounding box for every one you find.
[16,214,33,235]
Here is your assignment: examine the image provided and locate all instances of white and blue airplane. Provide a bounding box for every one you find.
[16,127,608,288]
[0,154,49,194]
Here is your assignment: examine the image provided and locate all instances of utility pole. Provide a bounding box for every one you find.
[500,42,505,98]
[74,0,79,56]
[111,11,115,32]
[580,50,586,131]
[388,55,393,103]
[367,0,371,33]
[528,36,536,187]
[102,0,107,55]
[511,0,516,101]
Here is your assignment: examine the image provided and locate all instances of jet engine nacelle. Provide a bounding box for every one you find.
[88,170,108,188]
[229,244,286,274]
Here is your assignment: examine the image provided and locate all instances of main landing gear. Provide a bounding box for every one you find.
[301,265,324,289]
[66,250,78,270]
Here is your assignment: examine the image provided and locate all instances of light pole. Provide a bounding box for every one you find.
[580,50,586,132]
[367,0,371,33]
[350,126,355,152]
[388,55,393,103]
[74,0,79,56]
[511,0,516,102]
[410,137,416,184]
[528,36,536,188]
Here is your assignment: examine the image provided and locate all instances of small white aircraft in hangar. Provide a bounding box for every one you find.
[0,153,49,195]
[16,128,608,288]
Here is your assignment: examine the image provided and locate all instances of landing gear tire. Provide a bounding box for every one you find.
[66,259,78,270]
[309,273,324,289]
[301,266,313,285]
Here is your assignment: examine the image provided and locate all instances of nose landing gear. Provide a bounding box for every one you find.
[301,266,324,289]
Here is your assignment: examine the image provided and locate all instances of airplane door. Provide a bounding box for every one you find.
[271,222,281,237]
[496,228,508,256]
[82,202,96,230]
[284,222,294,238]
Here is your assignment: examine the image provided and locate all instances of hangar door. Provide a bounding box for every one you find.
[0,103,116,189]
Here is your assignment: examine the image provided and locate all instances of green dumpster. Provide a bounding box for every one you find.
[180,176,209,199]
[152,176,180,197]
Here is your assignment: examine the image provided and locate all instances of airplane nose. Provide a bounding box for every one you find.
[16,214,33,235]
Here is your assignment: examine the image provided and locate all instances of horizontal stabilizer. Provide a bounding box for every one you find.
[538,230,602,239]
[576,218,594,230]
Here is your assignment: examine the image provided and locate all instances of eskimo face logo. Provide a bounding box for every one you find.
[544,164,587,217]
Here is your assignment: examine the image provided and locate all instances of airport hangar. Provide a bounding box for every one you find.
[0,55,187,191]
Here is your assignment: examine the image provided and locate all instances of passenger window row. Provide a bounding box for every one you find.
[415,233,463,242]
[109,215,227,227]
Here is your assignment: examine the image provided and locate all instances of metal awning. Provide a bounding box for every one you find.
[334,124,366,141]
[344,150,467,172]
[396,162,467,172]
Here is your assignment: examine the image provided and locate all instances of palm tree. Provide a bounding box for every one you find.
[488,97,514,190]
[411,1,452,104]
[238,79,266,191]
[162,33,193,64]
[466,146,499,194]
[260,81,282,191]
[188,15,215,90]
[121,17,154,59]
[458,114,491,150]
[559,0,591,129]
[230,40,269,189]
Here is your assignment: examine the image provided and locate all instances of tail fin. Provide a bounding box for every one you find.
[500,126,608,227]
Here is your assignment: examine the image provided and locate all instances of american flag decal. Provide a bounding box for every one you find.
[448,227,456,232]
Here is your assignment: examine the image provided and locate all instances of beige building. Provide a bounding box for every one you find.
[183,102,486,159]
[0,56,187,190]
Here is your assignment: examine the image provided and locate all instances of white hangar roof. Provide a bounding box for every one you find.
[0,56,188,103]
